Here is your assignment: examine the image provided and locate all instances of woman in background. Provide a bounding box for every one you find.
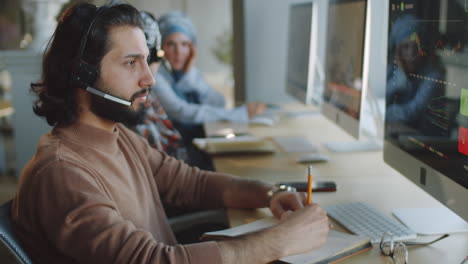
[152,12,267,171]
[154,11,266,125]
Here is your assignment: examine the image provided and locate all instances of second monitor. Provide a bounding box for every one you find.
[322,0,369,139]
[285,2,316,105]
[321,0,383,152]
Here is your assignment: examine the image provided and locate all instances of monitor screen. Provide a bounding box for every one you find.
[385,0,468,221]
[322,0,368,138]
[286,2,314,104]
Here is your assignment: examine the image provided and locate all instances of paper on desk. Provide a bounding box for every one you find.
[203,217,277,238]
[202,217,371,264]
[280,231,370,263]
[193,136,261,149]
[193,136,275,154]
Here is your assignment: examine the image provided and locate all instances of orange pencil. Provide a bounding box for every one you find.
[307,165,313,205]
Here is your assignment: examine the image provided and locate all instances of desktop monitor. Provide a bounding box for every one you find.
[321,0,368,138]
[384,0,468,227]
[285,2,317,104]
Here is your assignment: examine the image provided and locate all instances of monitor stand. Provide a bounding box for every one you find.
[325,90,384,153]
[324,137,382,152]
[325,116,383,152]
[393,207,468,235]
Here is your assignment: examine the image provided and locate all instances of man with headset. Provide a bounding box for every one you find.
[11,2,329,263]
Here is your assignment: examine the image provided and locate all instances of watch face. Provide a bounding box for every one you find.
[267,184,297,206]
[276,184,297,193]
[277,184,286,191]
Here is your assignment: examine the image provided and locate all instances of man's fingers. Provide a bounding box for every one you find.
[271,202,286,219]
[290,194,305,210]
[299,192,307,205]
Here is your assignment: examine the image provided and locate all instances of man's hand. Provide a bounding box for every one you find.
[273,204,330,256]
[269,191,306,219]
[247,101,267,118]
[218,203,330,263]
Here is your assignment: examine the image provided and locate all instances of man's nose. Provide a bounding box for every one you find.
[140,63,155,88]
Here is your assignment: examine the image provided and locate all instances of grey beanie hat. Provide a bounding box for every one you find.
[158,11,197,44]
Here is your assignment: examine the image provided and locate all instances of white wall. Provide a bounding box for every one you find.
[243,0,389,102]
[243,0,305,103]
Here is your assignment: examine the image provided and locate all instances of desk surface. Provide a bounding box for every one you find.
[205,105,468,264]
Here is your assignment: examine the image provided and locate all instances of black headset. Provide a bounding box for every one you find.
[71,7,101,90]
[70,6,133,106]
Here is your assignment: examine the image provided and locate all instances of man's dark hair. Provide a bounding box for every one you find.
[31,1,144,126]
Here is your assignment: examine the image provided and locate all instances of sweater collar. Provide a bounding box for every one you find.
[54,122,120,153]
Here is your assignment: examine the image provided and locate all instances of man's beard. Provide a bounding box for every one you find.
[89,88,148,126]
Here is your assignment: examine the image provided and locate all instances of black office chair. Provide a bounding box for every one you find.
[168,209,229,244]
[0,199,225,260]
[0,200,32,264]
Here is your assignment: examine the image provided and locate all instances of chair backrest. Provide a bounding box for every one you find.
[0,200,33,264]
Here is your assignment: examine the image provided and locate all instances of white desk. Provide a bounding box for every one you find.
[205,106,468,264]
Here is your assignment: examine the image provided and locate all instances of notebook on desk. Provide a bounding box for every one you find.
[201,217,371,264]
[193,136,276,155]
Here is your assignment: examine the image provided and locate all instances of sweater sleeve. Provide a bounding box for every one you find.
[154,71,249,123]
[33,160,223,264]
[147,142,236,210]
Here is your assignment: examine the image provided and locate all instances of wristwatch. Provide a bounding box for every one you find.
[266,184,297,205]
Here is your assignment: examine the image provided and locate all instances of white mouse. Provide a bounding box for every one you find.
[296,153,330,164]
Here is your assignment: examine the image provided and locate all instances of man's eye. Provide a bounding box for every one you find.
[127,60,136,65]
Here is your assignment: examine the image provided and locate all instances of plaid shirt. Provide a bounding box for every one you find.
[134,93,189,162]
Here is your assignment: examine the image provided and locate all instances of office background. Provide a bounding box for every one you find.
[0,0,467,262]
[0,0,397,201]
[0,0,391,177]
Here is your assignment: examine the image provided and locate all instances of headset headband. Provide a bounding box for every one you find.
[76,6,101,65]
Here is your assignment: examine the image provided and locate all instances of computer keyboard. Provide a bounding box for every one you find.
[325,202,417,243]
[273,136,318,153]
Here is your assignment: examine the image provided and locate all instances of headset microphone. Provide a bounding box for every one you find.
[85,86,133,106]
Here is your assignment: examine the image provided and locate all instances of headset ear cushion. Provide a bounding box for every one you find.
[72,61,99,87]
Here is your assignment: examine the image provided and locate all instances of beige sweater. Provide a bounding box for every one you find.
[12,122,234,263]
